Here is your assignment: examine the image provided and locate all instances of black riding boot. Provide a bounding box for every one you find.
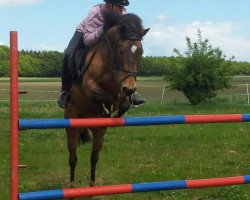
[130,92,145,107]
[58,31,84,109]
[57,91,70,108]
[58,54,73,108]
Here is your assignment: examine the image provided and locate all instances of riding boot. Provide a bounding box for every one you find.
[58,31,84,109]
[130,92,145,107]
[57,90,70,108]
[58,55,72,109]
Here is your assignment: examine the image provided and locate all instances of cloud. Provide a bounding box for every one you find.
[32,43,64,52]
[0,0,43,8]
[143,15,250,61]
[0,42,6,45]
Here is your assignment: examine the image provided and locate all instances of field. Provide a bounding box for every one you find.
[1,76,250,104]
[0,77,250,199]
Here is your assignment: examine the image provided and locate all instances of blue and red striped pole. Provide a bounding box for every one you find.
[19,114,250,129]
[19,175,250,200]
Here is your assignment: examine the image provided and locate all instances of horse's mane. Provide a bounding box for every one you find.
[103,12,144,39]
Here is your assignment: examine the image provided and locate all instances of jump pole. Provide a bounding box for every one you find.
[10,31,19,200]
[19,114,250,129]
[19,175,250,200]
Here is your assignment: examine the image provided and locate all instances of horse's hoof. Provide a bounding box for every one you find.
[68,182,76,188]
[89,181,95,187]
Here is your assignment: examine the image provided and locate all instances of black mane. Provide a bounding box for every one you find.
[103,12,144,39]
[103,11,122,30]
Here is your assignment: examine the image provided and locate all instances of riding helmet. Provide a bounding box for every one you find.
[104,0,129,6]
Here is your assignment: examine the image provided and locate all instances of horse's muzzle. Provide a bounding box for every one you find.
[121,86,136,96]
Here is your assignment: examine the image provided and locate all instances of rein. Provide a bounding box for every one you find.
[80,41,102,75]
[105,34,140,81]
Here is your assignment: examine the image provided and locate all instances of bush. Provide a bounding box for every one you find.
[165,30,233,105]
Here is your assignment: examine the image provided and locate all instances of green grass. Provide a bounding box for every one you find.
[0,75,249,83]
[0,76,163,83]
[1,101,250,200]
[137,76,164,81]
[1,76,250,105]
[0,77,61,82]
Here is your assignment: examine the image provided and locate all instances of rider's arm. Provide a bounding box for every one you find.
[77,4,105,47]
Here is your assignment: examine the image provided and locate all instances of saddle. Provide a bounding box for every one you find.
[75,47,89,76]
[68,47,89,81]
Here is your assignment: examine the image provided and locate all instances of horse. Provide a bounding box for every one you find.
[64,12,149,187]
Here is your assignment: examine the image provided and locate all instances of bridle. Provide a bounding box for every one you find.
[105,34,142,81]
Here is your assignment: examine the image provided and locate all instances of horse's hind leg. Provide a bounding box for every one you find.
[67,128,81,185]
[89,127,107,187]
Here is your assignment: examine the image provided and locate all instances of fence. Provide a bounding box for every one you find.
[2,82,250,105]
[10,31,250,200]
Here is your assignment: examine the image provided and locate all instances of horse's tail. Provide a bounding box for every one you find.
[79,128,91,144]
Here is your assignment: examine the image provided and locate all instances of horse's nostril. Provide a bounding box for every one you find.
[122,87,136,96]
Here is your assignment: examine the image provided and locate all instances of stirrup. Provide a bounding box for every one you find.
[130,92,145,108]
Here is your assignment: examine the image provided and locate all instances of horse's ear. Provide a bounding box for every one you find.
[139,28,150,38]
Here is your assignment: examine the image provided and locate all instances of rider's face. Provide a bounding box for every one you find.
[107,3,124,15]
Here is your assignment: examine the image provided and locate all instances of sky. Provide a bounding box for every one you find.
[1,0,250,62]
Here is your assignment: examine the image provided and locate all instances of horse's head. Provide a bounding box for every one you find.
[104,13,149,96]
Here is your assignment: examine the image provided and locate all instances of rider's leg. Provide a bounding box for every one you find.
[58,31,84,108]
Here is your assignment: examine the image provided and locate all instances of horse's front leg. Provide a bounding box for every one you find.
[114,95,131,118]
[89,127,107,187]
[65,107,81,187]
[84,79,114,114]
[66,127,82,187]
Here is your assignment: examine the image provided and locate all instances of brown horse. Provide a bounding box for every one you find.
[64,13,149,187]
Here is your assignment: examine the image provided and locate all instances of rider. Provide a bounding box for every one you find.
[58,0,145,108]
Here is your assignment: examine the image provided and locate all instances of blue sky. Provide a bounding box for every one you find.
[1,0,250,61]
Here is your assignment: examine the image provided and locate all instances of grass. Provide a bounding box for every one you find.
[1,101,250,200]
[1,76,250,105]
[0,77,61,82]
[0,76,163,83]
[1,77,250,199]
[0,75,249,83]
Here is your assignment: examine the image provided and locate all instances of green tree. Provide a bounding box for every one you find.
[19,54,42,77]
[38,51,63,77]
[139,56,171,76]
[0,45,10,76]
[165,30,233,105]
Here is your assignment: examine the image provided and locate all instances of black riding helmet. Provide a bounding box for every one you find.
[104,0,129,6]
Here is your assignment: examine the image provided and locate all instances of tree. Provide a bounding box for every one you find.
[165,30,233,105]
[0,45,10,76]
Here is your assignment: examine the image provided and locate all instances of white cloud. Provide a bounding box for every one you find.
[35,44,50,51]
[143,15,250,62]
[0,42,6,45]
[32,44,64,52]
[0,0,43,8]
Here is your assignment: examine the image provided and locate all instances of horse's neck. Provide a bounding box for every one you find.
[83,40,121,90]
[98,41,113,65]
[80,41,112,89]
[77,40,120,102]
[89,40,114,75]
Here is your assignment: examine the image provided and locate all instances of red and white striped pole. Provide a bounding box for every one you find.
[10,31,19,200]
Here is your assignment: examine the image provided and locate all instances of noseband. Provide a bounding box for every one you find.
[105,34,141,81]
